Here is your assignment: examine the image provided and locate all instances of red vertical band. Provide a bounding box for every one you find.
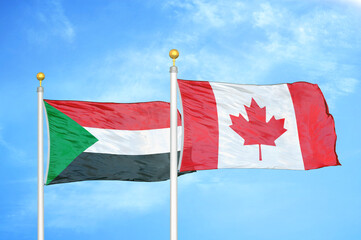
[287,82,340,170]
[178,79,219,171]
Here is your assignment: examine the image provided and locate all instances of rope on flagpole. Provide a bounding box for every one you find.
[37,72,45,240]
[169,49,179,240]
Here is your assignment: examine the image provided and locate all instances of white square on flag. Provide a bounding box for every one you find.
[210,82,304,170]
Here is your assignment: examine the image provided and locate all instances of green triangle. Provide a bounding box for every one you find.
[44,102,98,185]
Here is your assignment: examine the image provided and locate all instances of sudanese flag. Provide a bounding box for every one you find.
[44,100,183,185]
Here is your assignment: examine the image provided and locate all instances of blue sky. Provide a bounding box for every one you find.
[1,0,361,239]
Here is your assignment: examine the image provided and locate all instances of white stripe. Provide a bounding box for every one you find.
[84,126,182,155]
[210,82,304,170]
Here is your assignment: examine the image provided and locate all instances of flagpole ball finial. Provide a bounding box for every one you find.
[36,72,45,86]
[169,49,179,66]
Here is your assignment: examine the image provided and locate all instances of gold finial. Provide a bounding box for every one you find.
[36,72,45,86]
[169,49,179,66]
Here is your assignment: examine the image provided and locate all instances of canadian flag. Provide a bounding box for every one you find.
[178,79,340,172]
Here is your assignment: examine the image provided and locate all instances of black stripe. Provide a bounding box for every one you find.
[48,152,192,185]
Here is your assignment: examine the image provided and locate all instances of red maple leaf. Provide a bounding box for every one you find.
[229,98,287,161]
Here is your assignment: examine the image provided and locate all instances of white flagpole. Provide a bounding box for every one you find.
[169,49,179,240]
[37,72,45,240]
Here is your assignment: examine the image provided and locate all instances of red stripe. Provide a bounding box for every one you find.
[178,79,219,171]
[287,82,340,170]
[44,100,181,130]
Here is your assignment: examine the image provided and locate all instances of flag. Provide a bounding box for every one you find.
[177,80,340,172]
[44,100,183,185]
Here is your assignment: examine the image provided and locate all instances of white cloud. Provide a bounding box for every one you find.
[320,77,359,107]
[29,0,75,43]
[44,181,168,230]
[86,0,360,106]
[75,47,172,103]
[3,178,170,231]
[165,0,246,28]
[253,2,284,28]
[46,0,357,106]
[4,174,198,231]
[333,0,361,8]
[0,127,26,161]
[248,3,361,106]
[339,78,358,93]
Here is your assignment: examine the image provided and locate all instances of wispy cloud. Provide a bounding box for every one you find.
[0,127,26,161]
[332,0,361,8]
[51,47,173,103]
[44,0,358,106]
[247,2,360,104]
[165,1,360,95]
[28,0,75,43]
[165,0,246,28]
[4,181,169,231]
[253,2,285,28]
[44,181,168,230]
[320,77,359,107]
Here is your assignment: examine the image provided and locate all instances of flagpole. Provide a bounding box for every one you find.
[37,72,45,240]
[169,49,179,240]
